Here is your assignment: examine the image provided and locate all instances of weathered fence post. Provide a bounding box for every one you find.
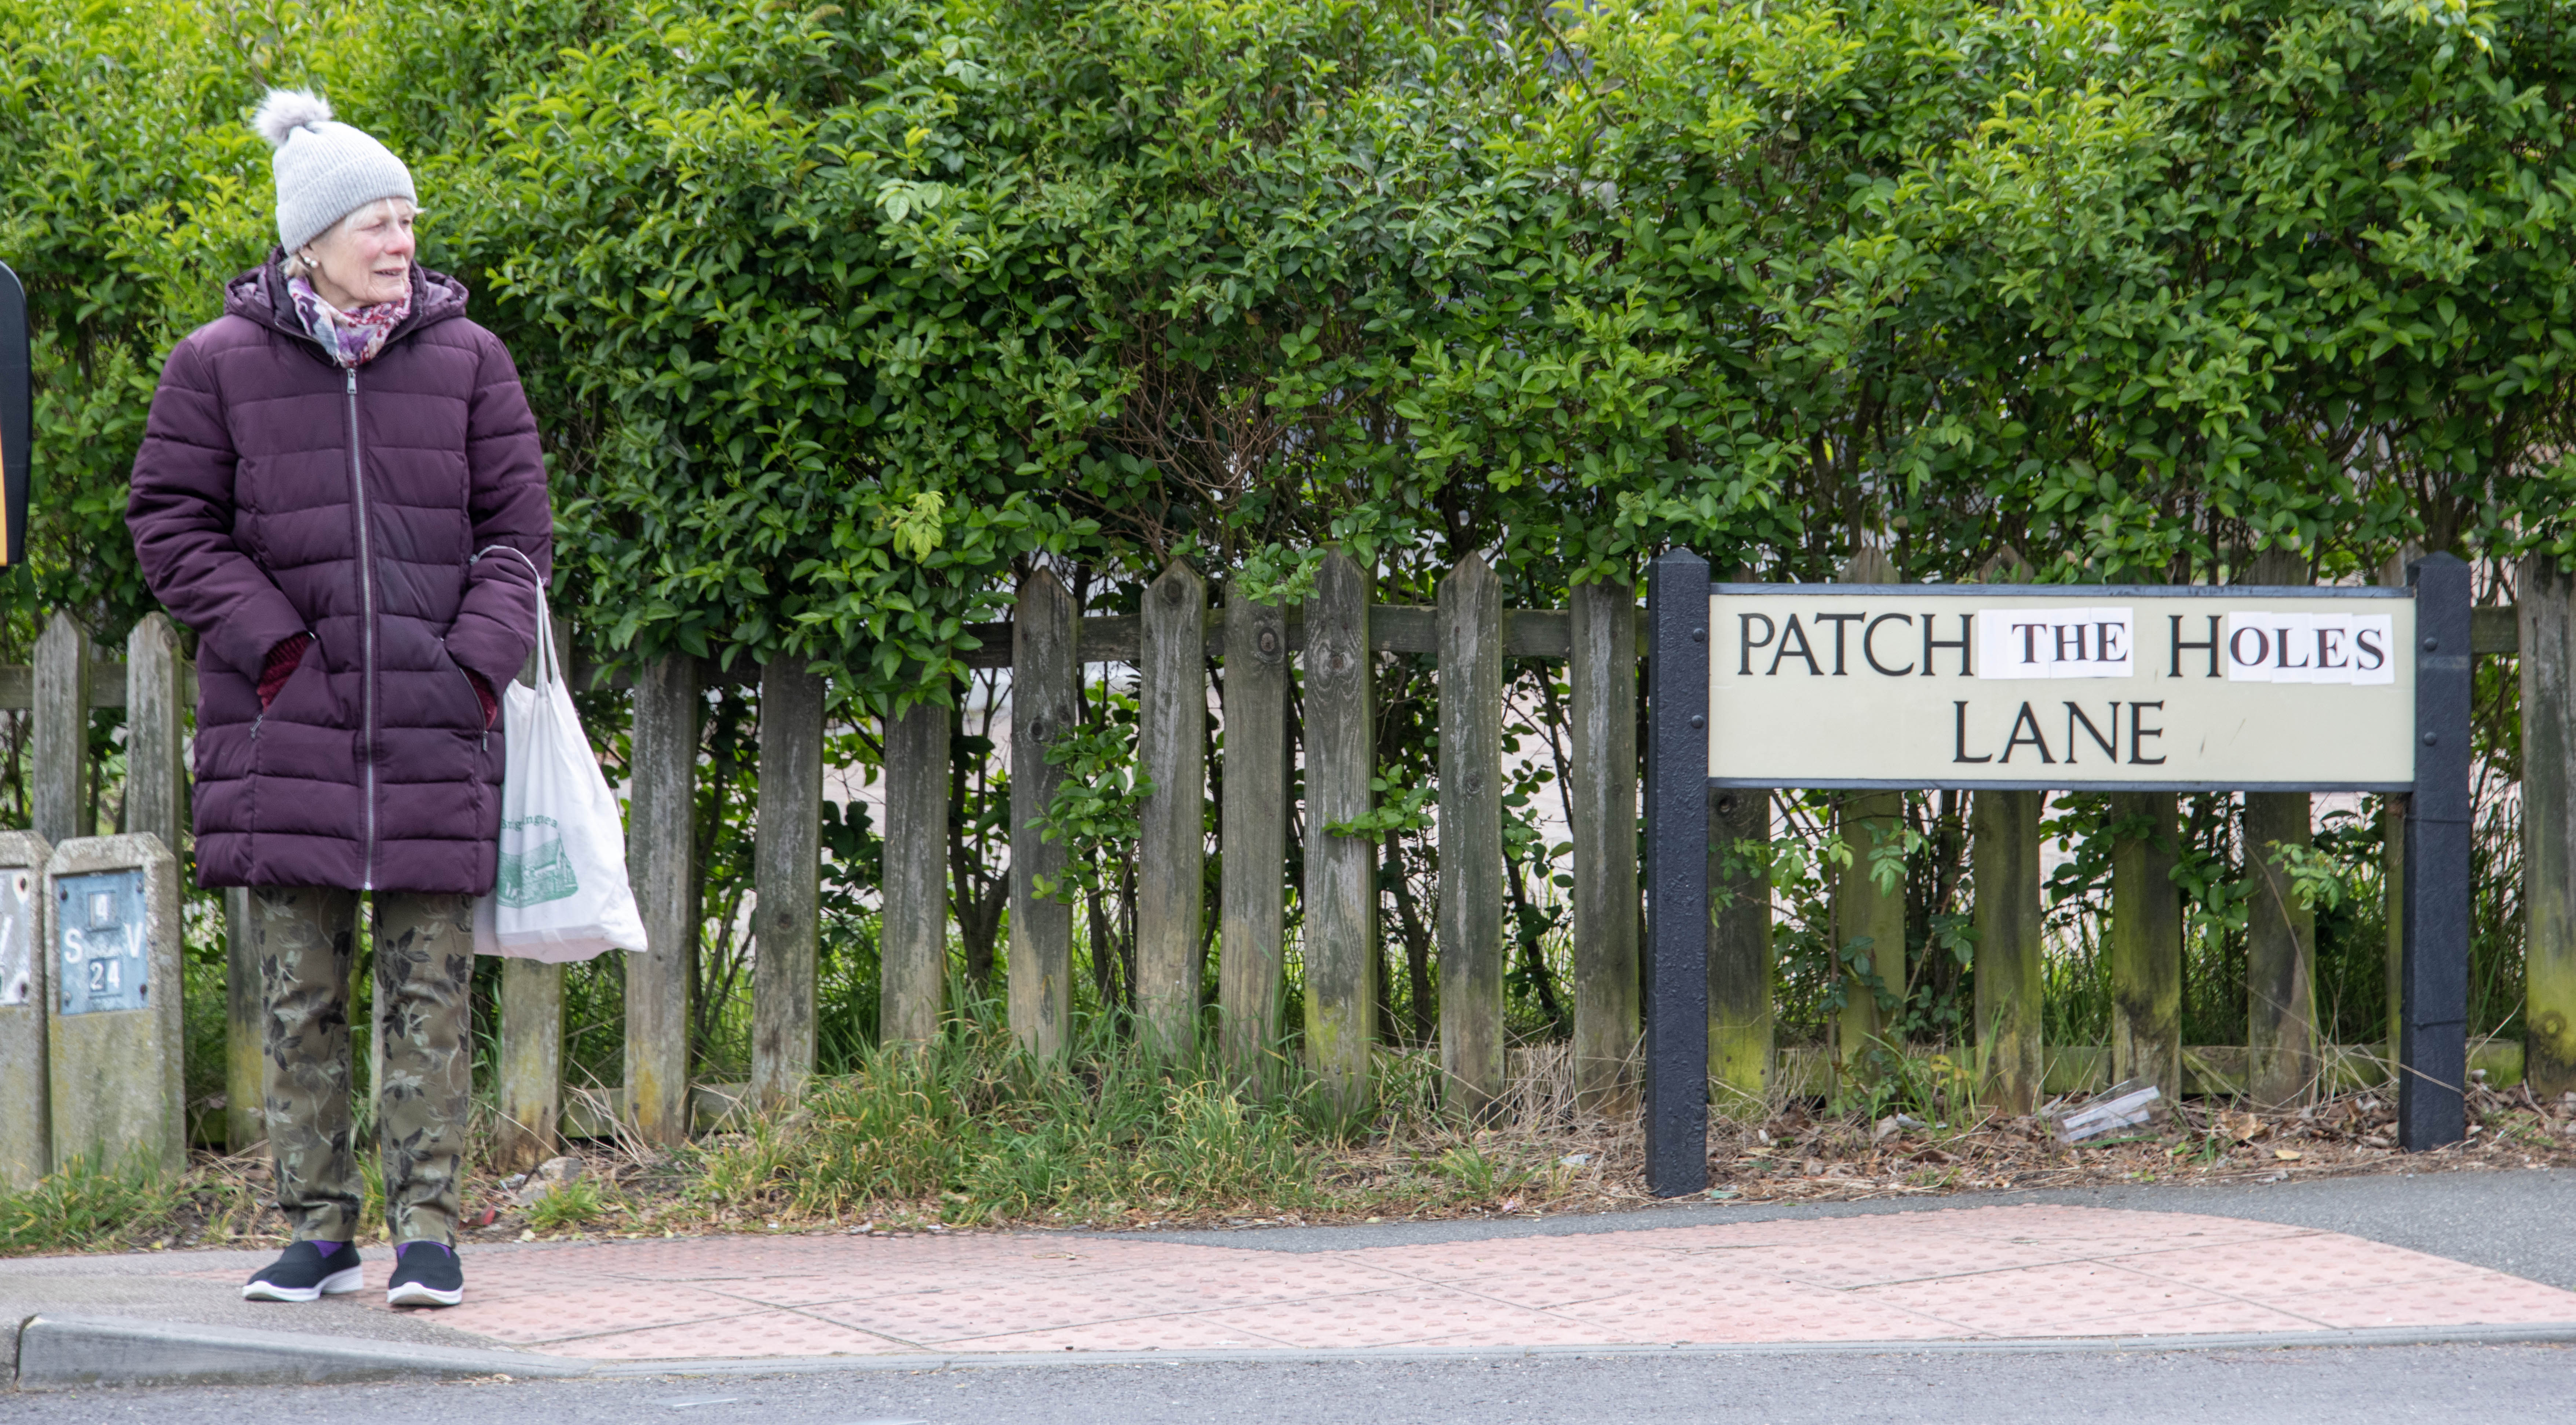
[1304,550,1376,1108]
[1972,789,2044,1113]
[1952,549,2045,1110]
[1831,549,1902,1082]
[33,612,90,846]
[494,958,561,1170]
[124,615,185,854]
[1010,570,1078,1059]
[494,620,568,1170]
[1436,554,1504,1113]
[751,657,825,1109]
[1568,577,1639,1114]
[1138,560,1208,1058]
[881,693,949,1046]
[2109,792,2182,1103]
[2521,553,2576,1101]
[2244,549,2317,1108]
[1709,787,1772,1111]
[2245,792,2318,1108]
[2382,550,2416,1067]
[626,654,698,1144]
[2383,795,2407,1067]
[124,616,195,1151]
[224,887,260,1151]
[1219,592,1289,1083]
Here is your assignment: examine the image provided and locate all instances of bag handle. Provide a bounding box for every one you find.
[472,544,558,689]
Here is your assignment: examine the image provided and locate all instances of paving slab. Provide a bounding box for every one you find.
[158,1203,2572,1364]
[8,1180,2576,1385]
[1142,1167,2576,1285]
[0,1244,516,1367]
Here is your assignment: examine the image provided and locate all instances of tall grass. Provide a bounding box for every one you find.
[697,995,1339,1226]
[0,1157,179,1253]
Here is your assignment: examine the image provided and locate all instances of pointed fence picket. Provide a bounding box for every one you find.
[4,567,2553,1165]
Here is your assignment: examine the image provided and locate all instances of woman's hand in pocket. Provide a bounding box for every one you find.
[257,633,313,712]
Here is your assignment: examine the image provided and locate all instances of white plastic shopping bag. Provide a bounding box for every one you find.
[472,551,649,962]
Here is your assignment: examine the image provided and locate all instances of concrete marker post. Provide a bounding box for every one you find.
[45,833,184,1177]
[0,830,53,1187]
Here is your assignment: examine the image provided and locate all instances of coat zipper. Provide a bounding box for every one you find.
[347,367,379,890]
[457,662,489,749]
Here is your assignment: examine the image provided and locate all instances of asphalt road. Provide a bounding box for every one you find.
[5,1344,2570,1424]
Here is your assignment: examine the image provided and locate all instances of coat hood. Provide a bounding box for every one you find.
[223,253,471,354]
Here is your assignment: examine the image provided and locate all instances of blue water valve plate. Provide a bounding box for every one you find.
[56,868,149,1016]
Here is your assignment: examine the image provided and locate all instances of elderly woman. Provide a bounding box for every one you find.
[126,90,550,1309]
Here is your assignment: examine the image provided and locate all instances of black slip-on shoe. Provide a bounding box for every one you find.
[243,1240,364,1302]
[386,1240,464,1307]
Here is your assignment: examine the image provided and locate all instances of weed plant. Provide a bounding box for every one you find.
[696,995,1328,1226]
[0,1157,177,1252]
[524,1176,612,1232]
[0,1153,276,1254]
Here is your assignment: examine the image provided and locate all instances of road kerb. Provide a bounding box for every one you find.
[573,1321,2576,1375]
[15,1314,2576,1388]
[11,1313,594,1389]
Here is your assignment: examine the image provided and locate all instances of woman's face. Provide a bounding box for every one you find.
[302,199,416,309]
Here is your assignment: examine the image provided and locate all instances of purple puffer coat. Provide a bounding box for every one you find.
[126,259,552,894]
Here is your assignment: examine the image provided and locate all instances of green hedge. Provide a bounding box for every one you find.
[9,0,2573,674]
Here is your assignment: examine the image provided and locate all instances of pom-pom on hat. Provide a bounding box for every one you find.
[253,89,416,255]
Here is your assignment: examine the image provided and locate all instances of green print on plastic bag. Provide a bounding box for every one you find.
[496,815,579,908]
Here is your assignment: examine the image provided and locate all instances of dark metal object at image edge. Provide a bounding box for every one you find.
[0,261,28,566]
[2402,554,2471,1151]
[1643,550,1711,1196]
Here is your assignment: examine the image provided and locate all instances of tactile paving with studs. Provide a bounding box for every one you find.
[195,1205,2576,1359]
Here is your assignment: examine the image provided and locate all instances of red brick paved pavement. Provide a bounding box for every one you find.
[178,1204,2576,1360]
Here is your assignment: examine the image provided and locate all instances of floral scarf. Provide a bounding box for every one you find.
[287,271,410,368]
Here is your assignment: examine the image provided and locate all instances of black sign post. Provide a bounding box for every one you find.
[1638,550,2478,1194]
[1643,549,1711,1196]
[2402,552,2472,1149]
[0,261,26,568]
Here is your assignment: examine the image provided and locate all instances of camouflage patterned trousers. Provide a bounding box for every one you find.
[253,886,476,1245]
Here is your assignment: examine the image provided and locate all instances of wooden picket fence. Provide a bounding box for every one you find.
[15,551,2573,1173]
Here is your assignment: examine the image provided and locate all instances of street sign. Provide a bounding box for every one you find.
[1710,587,2417,791]
[1638,553,2474,1199]
[0,261,27,568]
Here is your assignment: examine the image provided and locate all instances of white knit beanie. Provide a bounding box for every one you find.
[252,89,416,255]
